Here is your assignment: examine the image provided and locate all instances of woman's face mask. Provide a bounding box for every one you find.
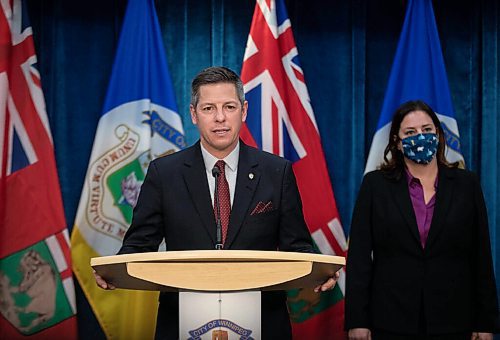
[401,133,438,165]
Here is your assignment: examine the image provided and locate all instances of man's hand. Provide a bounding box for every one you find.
[471,332,493,340]
[348,328,371,340]
[93,270,115,290]
[314,270,340,293]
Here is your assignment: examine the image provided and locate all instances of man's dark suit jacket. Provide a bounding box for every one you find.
[118,140,314,340]
[345,166,498,335]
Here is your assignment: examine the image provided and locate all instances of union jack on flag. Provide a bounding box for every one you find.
[1,0,42,177]
[0,0,77,338]
[240,0,347,338]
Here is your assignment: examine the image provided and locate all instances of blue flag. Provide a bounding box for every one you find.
[365,0,464,172]
[71,0,184,338]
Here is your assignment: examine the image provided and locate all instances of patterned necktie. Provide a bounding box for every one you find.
[214,160,231,245]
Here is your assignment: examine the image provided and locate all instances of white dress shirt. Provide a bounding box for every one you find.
[200,142,239,207]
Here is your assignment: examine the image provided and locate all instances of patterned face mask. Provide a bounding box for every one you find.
[401,133,438,164]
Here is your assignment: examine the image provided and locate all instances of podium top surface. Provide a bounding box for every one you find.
[91,250,345,292]
[91,249,344,266]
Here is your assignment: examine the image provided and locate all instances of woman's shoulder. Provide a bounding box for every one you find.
[365,169,383,178]
[440,166,478,182]
[360,169,395,189]
[363,169,396,182]
[364,169,383,180]
[440,166,483,192]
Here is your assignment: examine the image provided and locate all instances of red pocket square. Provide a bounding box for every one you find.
[251,201,274,215]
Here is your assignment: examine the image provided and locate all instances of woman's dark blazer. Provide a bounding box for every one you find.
[345,166,498,334]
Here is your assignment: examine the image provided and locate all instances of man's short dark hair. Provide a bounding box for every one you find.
[191,66,245,107]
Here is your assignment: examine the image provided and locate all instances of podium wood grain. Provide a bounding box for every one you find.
[91,250,345,292]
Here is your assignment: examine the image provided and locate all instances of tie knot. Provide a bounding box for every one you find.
[215,160,226,175]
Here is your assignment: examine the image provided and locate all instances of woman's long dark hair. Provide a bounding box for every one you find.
[379,100,458,179]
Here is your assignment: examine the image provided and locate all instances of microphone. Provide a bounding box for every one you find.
[212,166,223,250]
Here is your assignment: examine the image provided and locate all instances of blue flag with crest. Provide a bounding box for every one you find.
[365,0,464,172]
[71,0,184,338]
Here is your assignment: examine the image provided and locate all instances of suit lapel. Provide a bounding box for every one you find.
[225,143,259,248]
[183,142,217,245]
[389,174,422,247]
[425,166,454,250]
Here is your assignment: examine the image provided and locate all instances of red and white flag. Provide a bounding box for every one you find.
[240,0,347,338]
[0,1,77,338]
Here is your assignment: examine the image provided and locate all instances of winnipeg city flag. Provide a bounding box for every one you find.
[0,0,77,338]
[70,0,185,338]
[240,0,348,338]
[365,0,464,173]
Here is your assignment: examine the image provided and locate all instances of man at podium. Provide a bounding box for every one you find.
[94,67,337,339]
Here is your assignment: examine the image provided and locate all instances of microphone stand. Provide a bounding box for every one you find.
[212,166,223,250]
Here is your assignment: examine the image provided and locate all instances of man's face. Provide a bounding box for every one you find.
[190,82,247,159]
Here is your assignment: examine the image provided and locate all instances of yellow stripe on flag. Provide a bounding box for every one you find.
[71,227,159,340]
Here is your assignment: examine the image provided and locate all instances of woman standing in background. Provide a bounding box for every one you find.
[345,100,498,340]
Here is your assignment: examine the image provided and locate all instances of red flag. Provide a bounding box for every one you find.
[0,1,77,338]
[241,0,347,338]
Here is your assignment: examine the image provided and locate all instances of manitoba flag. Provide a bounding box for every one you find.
[240,0,347,338]
[0,0,77,338]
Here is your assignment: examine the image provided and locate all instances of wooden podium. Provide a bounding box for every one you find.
[91,250,345,339]
[91,250,345,291]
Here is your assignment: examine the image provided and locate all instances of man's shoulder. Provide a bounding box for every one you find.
[242,142,291,166]
[151,143,199,168]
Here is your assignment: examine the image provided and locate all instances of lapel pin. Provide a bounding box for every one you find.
[248,173,254,180]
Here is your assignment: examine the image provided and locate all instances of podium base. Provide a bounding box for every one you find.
[179,291,261,340]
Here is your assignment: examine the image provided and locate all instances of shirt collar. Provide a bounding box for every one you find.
[405,167,419,187]
[404,167,438,188]
[200,141,240,173]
